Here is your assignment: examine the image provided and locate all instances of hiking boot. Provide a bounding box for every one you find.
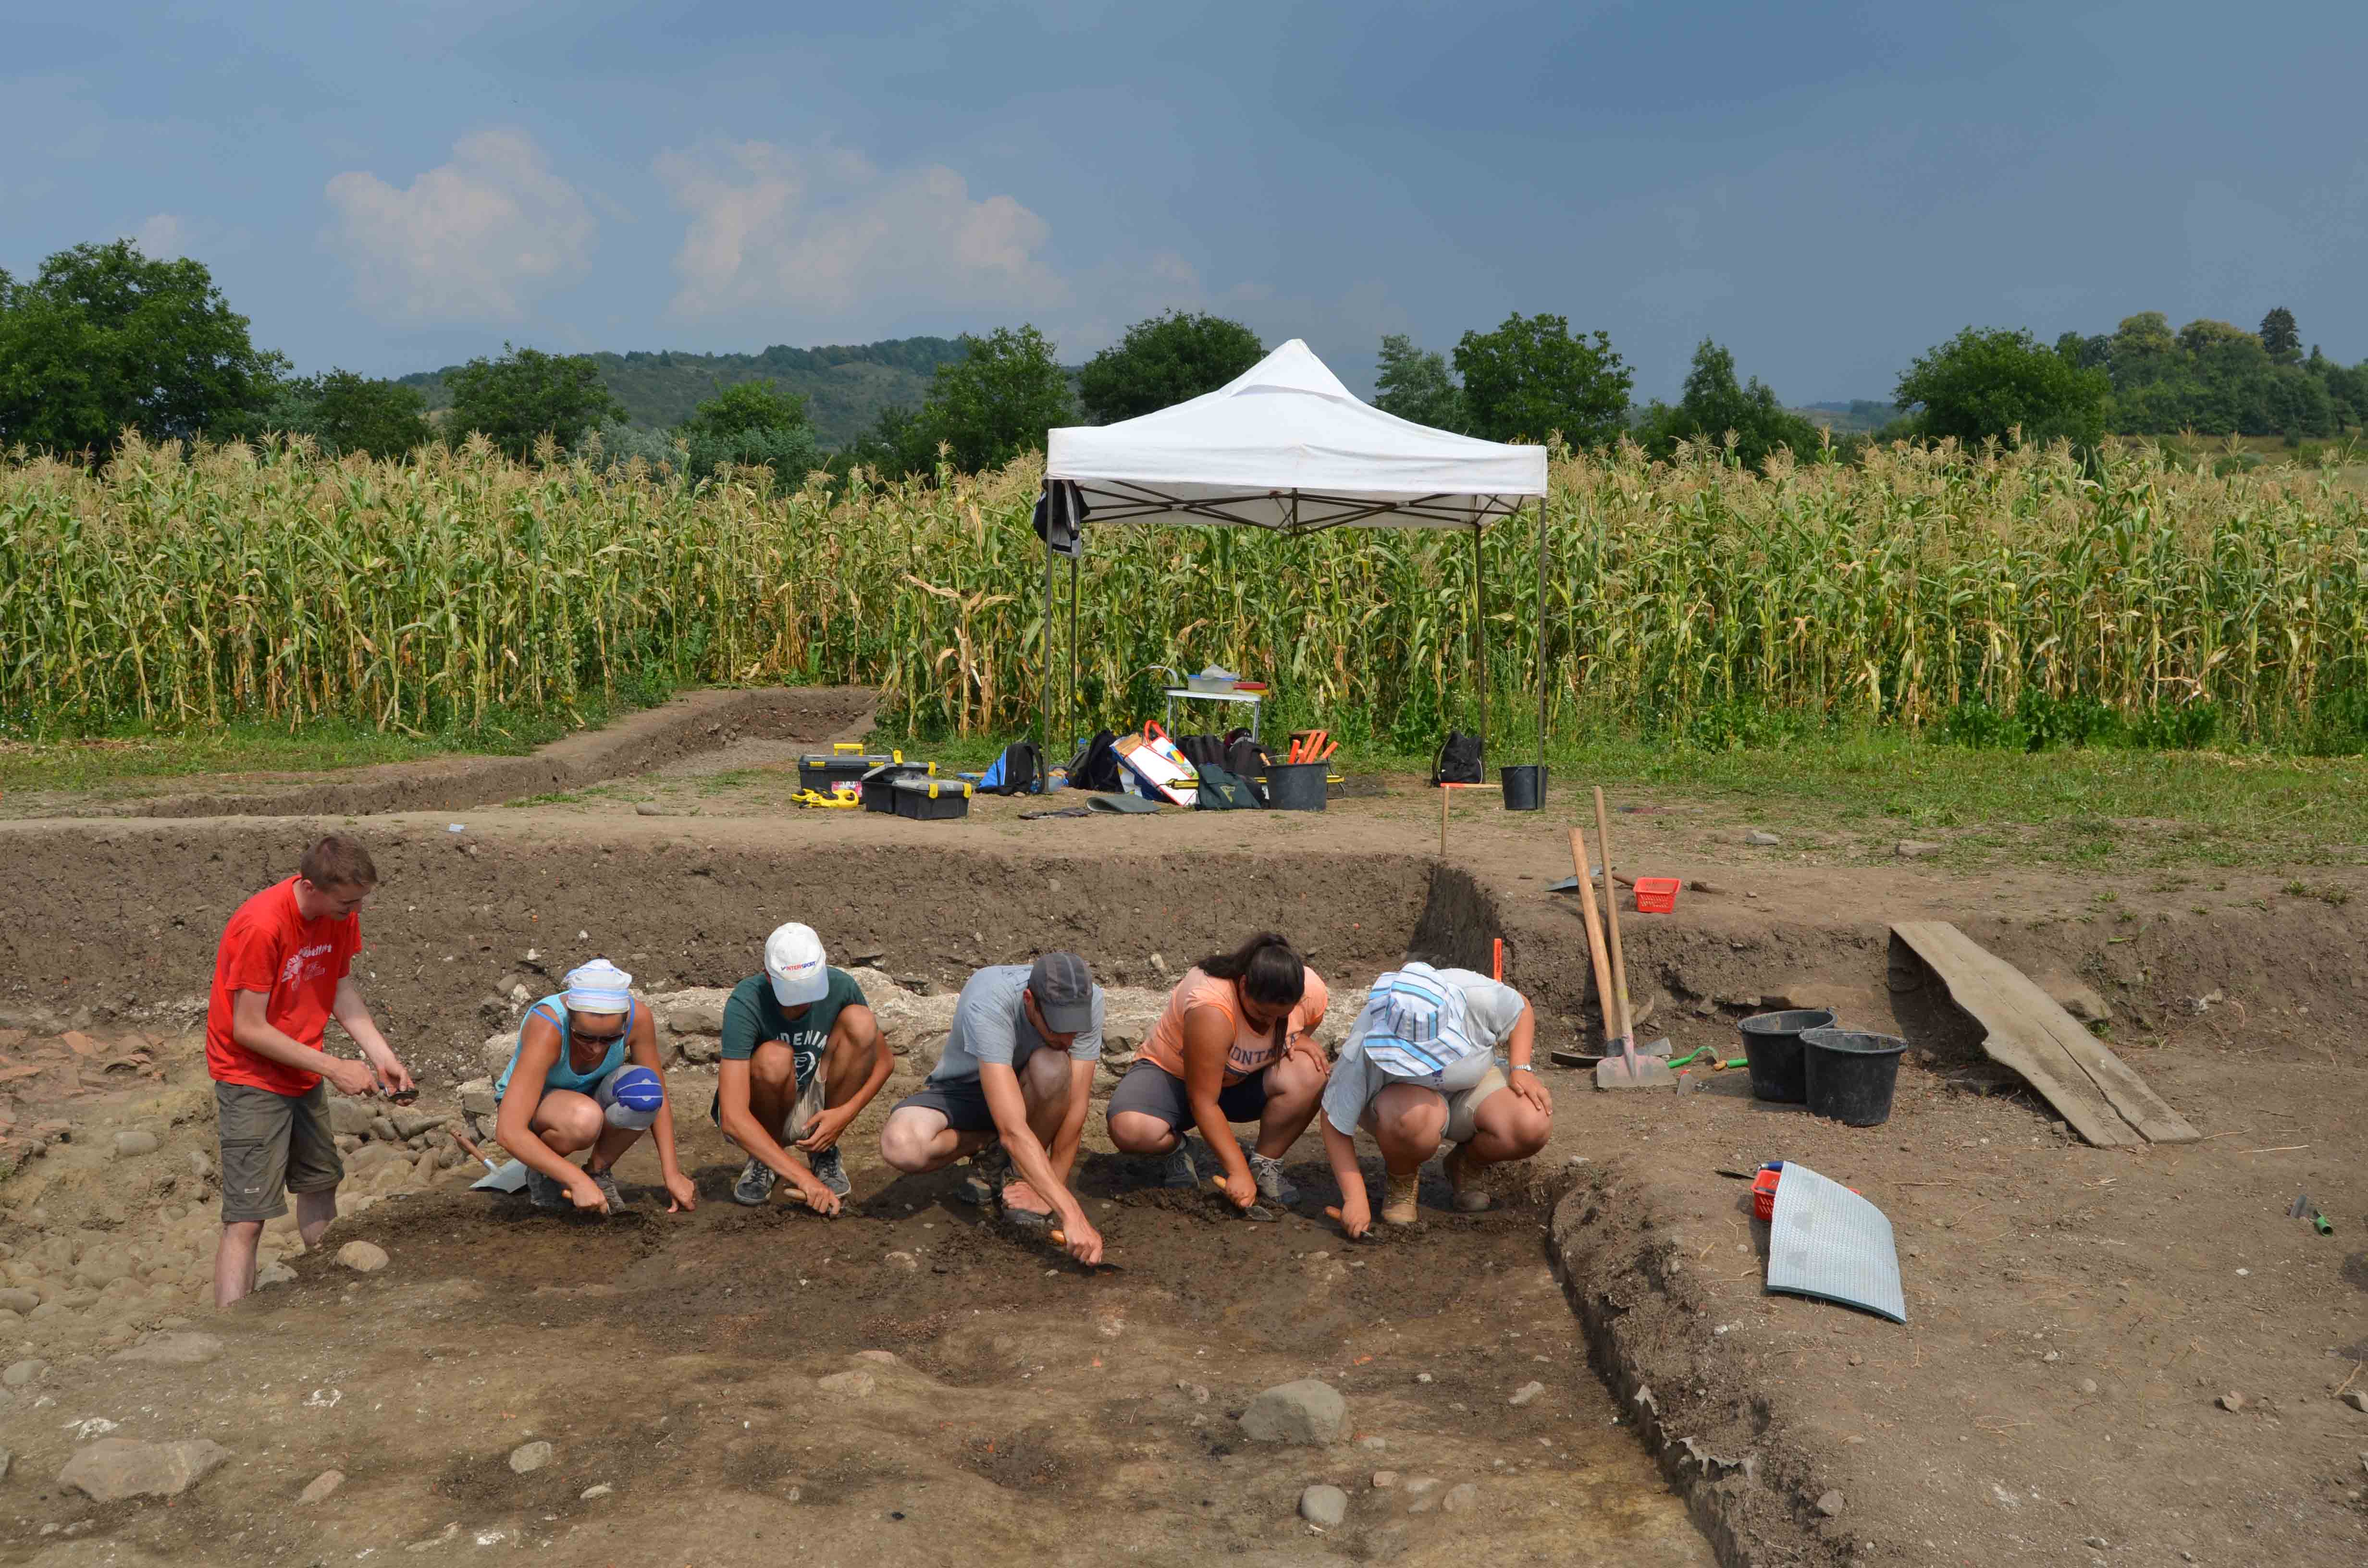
[732,1157,779,1207]
[959,1141,1009,1206]
[1380,1169,1421,1226]
[526,1168,567,1212]
[808,1144,851,1199]
[588,1167,627,1213]
[1443,1142,1491,1213]
[1160,1139,1201,1189]
[1244,1146,1300,1205]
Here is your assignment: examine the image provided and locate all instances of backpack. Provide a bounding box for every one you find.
[1193,762,1260,810]
[1222,734,1271,805]
[1172,733,1228,768]
[979,740,1040,796]
[1065,729,1121,792]
[1431,730,1483,786]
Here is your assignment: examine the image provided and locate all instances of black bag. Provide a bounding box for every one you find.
[1173,733,1228,767]
[1032,479,1088,558]
[1065,729,1121,792]
[1431,730,1483,786]
[1194,762,1259,810]
[980,740,1039,796]
[1222,735,1271,804]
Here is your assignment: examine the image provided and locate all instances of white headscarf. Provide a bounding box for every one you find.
[563,958,634,1015]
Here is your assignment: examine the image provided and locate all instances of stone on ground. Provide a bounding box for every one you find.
[337,1241,390,1274]
[1744,830,1781,846]
[328,1097,376,1136]
[1895,840,1944,858]
[1441,1482,1480,1514]
[0,1288,37,1315]
[113,1332,223,1365]
[2036,971,2111,1024]
[1239,1379,1345,1445]
[299,1469,345,1504]
[2341,1389,2368,1413]
[113,1129,160,1158]
[3,1358,48,1388]
[580,1482,613,1499]
[818,1369,877,1398]
[458,1078,497,1116]
[1508,1380,1545,1407]
[1299,1483,1349,1527]
[1816,1489,1846,1517]
[508,1440,553,1474]
[58,1438,230,1501]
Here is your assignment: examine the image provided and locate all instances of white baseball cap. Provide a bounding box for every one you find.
[764,922,831,1006]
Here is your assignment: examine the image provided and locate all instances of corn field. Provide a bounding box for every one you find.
[3,432,2365,750]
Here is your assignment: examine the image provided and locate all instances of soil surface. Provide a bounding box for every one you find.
[3,712,2366,1566]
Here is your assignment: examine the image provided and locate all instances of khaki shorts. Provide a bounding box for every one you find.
[216,1080,344,1224]
[1359,1065,1508,1146]
[712,1067,828,1160]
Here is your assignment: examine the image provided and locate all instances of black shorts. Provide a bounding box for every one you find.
[1105,1059,1270,1132]
[891,1078,997,1134]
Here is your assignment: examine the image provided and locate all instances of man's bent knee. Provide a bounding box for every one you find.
[878,1113,939,1173]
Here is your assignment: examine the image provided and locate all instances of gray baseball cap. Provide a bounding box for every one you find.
[1027,951,1096,1035]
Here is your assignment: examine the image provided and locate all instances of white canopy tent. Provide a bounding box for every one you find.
[1037,339,1553,794]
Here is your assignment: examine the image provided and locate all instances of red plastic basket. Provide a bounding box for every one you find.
[1633,876,1681,914]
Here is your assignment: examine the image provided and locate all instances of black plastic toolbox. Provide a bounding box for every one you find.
[860,760,936,812]
[891,775,974,820]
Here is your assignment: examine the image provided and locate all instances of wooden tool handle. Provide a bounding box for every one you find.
[1568,827,1619,1049]
[1591,788,1633,1042]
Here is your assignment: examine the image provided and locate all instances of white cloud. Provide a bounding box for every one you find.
[132,214,188,259]
[656,140,1065,319]
[323,128,593,320]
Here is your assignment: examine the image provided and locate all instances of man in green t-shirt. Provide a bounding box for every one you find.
[711,922,890,1213]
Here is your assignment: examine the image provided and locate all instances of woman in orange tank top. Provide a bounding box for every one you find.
[1107,932,1330,1209]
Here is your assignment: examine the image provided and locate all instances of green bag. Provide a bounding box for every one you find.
[1193,762,1259,810]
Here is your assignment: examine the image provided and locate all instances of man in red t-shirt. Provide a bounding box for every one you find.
[207,834,413,1306]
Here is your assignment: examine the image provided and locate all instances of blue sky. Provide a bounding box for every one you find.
[6,0,2364,402]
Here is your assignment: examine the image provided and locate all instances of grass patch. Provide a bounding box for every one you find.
[0,702,629,798]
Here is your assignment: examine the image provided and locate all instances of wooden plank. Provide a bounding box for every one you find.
[1890,921,2142,1148]
[1895,921,2198,1145]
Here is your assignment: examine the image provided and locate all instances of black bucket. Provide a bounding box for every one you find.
[1501,764,1546,811]
[1801,1027,1908,1127]
[1735,1008,1836,1103]
[1265,761,1329,812]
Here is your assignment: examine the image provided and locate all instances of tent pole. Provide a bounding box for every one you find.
[1472,522,1486,763]
[1536,489,1549,770]
[1040,527,1055,768]
[1067,551,1080,761]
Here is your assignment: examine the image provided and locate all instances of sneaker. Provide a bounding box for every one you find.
[732,1157,779,1207]
[1443,1142,1491,1213]
[588,1167,627,1213]
[1160,1139,1201,1189]
[1380,1169,1421,1226]
[808,1144,851,1199]
[525,1167,567,1211]
[1244,1147,1301,1205]
[958,1141,1009,1206]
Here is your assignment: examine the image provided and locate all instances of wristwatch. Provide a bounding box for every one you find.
[1509,1062,1536,1074]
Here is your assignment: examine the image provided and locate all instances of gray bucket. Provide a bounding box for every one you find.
[1501,764,1546,811]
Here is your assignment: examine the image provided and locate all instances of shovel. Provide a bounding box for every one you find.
[1588,788,1675,1092]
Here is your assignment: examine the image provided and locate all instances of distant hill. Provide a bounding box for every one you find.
[1795,400,1901,434]
[398,337,967,450]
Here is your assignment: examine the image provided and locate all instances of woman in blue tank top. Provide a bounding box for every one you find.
[493,958,695,1216]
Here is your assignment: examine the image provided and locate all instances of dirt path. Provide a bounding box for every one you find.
[2,745,2365,1565]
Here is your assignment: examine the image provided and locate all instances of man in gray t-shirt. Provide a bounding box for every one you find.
[878,954,1106,1264]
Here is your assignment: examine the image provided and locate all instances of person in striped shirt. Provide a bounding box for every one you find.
[1318,962,1552,1235]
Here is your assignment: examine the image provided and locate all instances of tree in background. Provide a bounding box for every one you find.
[1893,327,2110,449]
[1637,339,1824,467]
[1372,334,1467,430]
[673,379,821,481]
[1077,311,1263,423]
[2259,306,2301,366]
[858,325,1074,478]
[1453,312,1631,446]
[267,370,434,457]
[0,240,284,456]
[444,345,623,459]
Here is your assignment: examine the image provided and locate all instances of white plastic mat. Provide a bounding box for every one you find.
[1766,1163,1907,1323]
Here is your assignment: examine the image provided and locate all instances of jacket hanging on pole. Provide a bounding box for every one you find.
[1033,480,1088,558]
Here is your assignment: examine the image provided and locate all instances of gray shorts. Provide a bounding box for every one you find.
[216,1080,344,1224]
[891,1078,996,1134]
[1106,1059,1270,1132]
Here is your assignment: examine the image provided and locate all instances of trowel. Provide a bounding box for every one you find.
[1582,791,1677,1091]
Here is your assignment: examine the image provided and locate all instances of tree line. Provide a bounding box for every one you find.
[7,238,2365,480]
